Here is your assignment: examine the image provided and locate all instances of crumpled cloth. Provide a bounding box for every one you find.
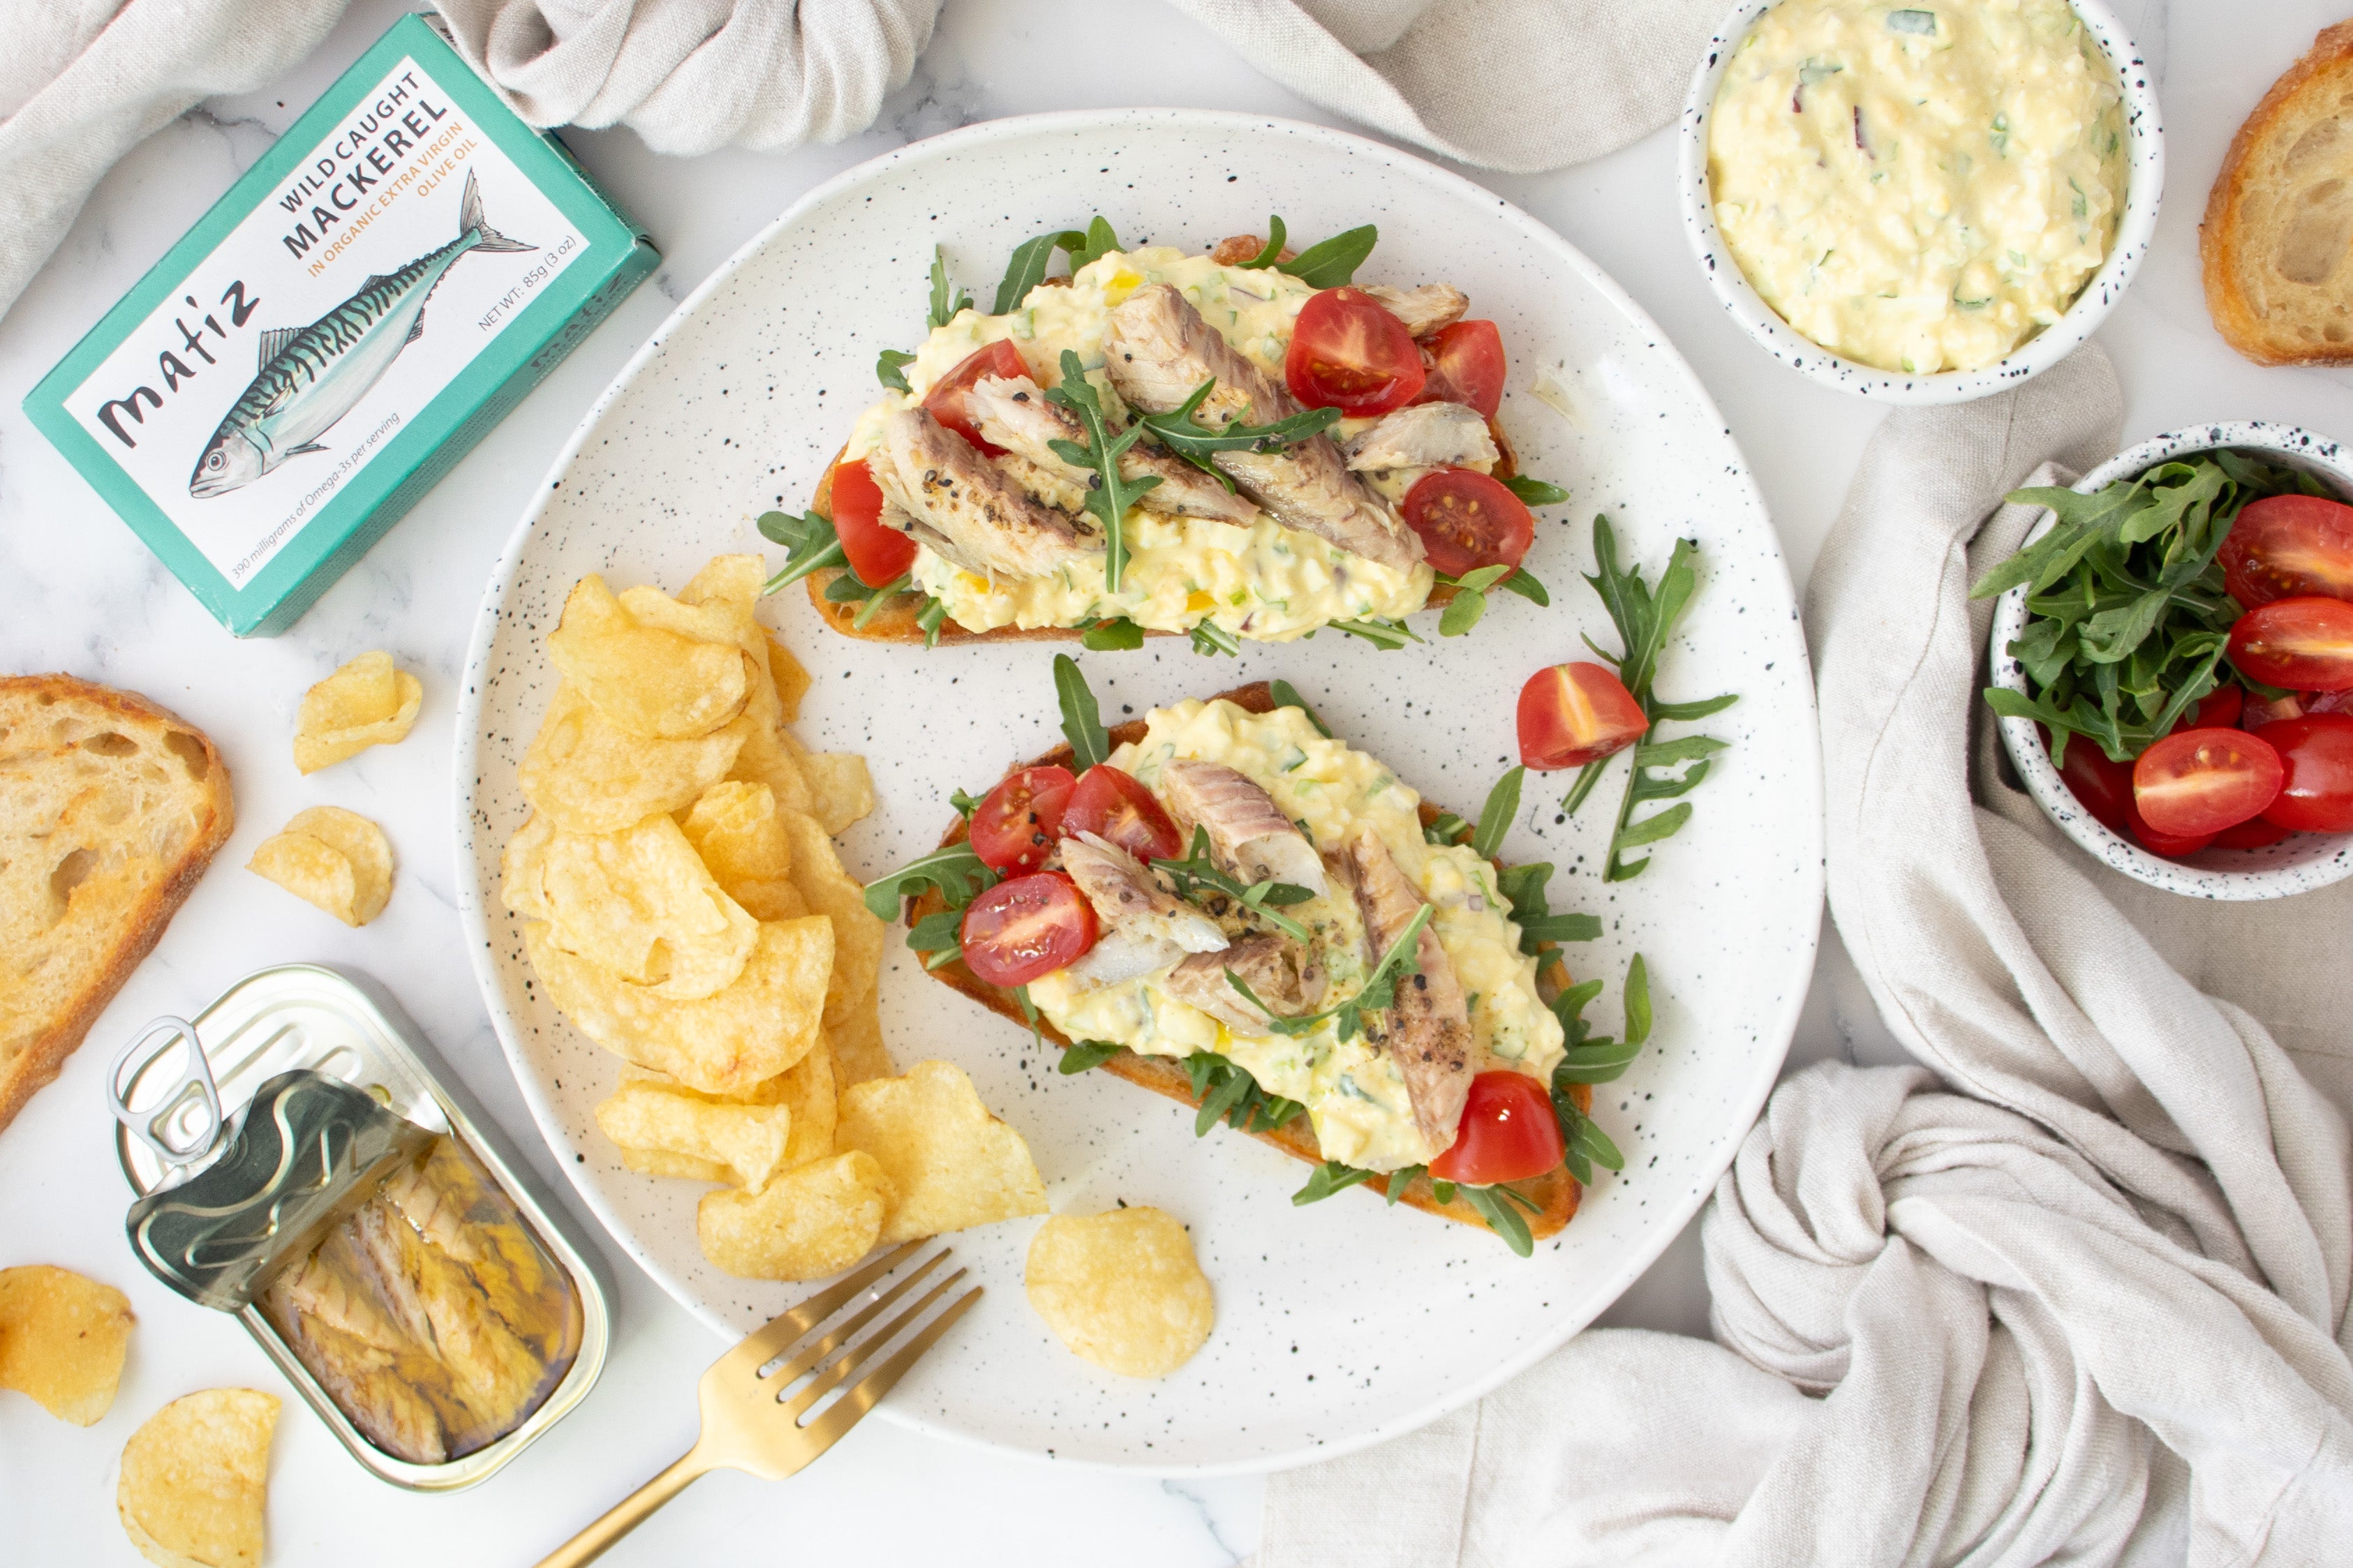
[1,0,1719,322]
[1263,347,2353,1567]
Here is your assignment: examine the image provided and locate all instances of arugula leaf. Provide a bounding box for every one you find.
[1285,224,1378,288]
[1548,955,1648,1181]
[1013,984,1042,1045]
[1058,1040,1122,1075]
[993,228,1088,314]
[1067,216,1124,271]
[1457,1184,1535,1256]
[1156,826,1314,942]
[757,508,847,595]
[1566,517,1737,881]
[862,843,996,922]
[1498,567,1552,607]
[914,596,951,649]
[1383,1165,1425,1204]
[1292,1160,1380,1205]
[851,572,915,629]
[876,348,916,394]
[950,786,983,821]
[905,907,965,971]
[1504,475,1571,507]
[1437,565,1515,637]
[1331,615,1422,650]
[1234,216,1289,269]
[1425,812,1471,846]
[1181,1051,1305,1135]
[1080,615,1144,651]
[1137,378,1342,476]
[928,246,970,330]
[1270,679,1334,738]
[1471,766,1523,860]
[1191,619,1240,657]
[1044,349,1158,590]
[1054,653,1111,770]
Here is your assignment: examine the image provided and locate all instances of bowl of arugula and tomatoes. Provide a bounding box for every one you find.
[1986,422,2353,899]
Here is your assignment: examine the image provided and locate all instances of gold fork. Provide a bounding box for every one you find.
[535,1242,980,1568]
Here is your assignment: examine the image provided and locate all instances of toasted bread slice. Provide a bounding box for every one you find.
[905,680,1584,1241]
[0,677,233,1133]
[2203,21,2353,364]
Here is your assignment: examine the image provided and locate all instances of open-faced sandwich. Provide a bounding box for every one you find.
[866,662,1651,1254]
[762,218,1568,652]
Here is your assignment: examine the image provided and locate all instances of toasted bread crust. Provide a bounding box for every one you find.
[0,675,233,1134]
[2202,21,2353,364]
[906,680,1584,1240]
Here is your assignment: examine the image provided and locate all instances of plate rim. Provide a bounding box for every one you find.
[452,105,1826,1476]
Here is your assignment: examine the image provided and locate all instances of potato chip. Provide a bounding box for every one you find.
[697,1151,893,1280]
[118,1388,278,1568]
[827,994,895,1091]
[678,553,766,620]
[0,1265,133,1425]
[547,576,750,741]
[502,812,755,999]
[248,807,392,926]
[519,682,745,834]
[678,780,801,923]
[776,806,884,1026]
[837,1060,1047,1243]
[1025,1209,1215,1378]
[788,740,875,837]
[618,1050,833,1167]
[292,650,422,773]
[619,1147,732,1184]
[596,1081,792,1190]
[766,632,812,724]
[526,916,831,1096]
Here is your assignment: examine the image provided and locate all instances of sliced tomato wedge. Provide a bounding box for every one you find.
[826,458,916,587]
[967,766,1077,874]
[1402,468,1534,579]
[958,871,1097,987]
[2229,596,2353,691]
[2186,682,2244,731]
[920,340,1030,455]
[1428,1070,1564,1184]
[2253,713,2353,832]
[1519,663,1648,771]
[1286,287,1425,415]
[2132,727,2284,836]
[2213,816,2294,849]
[1413,320,1506,419]
[2218,493,2353,608]
[1062,765,1184,863]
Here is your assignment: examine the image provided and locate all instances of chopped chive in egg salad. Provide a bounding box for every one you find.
[769,215,1576,648]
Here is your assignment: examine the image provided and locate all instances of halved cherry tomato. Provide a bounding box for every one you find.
[2229,596,2353,691]
[1518,663,1649,770]
[2213,816,2294,849]
[1413,320,1506,419]
[826,458,916,587]
[1402,468,1534,579]
[1062,766,1184,863]
[2253,713,2353,832]
[1429,1070,1564,1185]
[920,340,1030,455]
[2187,683,2244,731]
[2132,727,2284,835]
[967,766,1077,874]
[1286,287,1425,415]
[958,871,1097,987]
[2218,493,2353,608]
[2129,812,2218,858]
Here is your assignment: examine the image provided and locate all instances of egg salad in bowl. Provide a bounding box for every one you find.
[762,221,1574,650]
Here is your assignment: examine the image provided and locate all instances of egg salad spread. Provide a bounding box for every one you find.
[1026,699,1564,1172]
[840,248,1448,640]
[1707,0,2125,374]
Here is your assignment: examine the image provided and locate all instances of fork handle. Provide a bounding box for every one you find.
[534,1450,709,1568]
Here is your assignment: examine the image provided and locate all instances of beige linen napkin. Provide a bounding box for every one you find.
[1262,345,2353,1566]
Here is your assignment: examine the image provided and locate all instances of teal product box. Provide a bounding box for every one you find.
[24,14,658,636]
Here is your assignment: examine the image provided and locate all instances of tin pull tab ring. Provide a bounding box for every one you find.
[108,1017,225,1169]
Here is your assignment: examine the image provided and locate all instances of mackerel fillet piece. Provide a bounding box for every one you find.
[1163,932,1328,1033]
[877,407,1103,579]
[191,170,533,497]
[968,374,1261,526]
[1361,283,1469,338]
[1344,402,1497,472]
[1058,830,1226,987]
[1160,759,1328,896]
[1103,285,1422,571]
[1345,826,1471,1155]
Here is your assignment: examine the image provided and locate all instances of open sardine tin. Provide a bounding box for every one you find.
[24,13,657,636]
[112,966,611,1491]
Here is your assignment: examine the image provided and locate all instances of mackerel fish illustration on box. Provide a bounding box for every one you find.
[191,170,533,498]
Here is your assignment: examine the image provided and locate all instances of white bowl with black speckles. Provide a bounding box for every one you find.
[1679,0,2162,405]
[1991,422,2353,899]
[454,109,1825,1474]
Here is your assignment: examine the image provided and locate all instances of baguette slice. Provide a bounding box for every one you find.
[905,680,1584,1240]
[0,676,233,1134]
[2202,20,2353,364]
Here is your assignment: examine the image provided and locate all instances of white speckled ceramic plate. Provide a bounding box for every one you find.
[454,110,1823,1474]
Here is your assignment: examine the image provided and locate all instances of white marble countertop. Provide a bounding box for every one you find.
[6,0,2350,1562]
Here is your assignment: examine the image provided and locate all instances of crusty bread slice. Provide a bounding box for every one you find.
[2202,20,2353,364]
[903,681,1584,1241]
[0,676,233,1133]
